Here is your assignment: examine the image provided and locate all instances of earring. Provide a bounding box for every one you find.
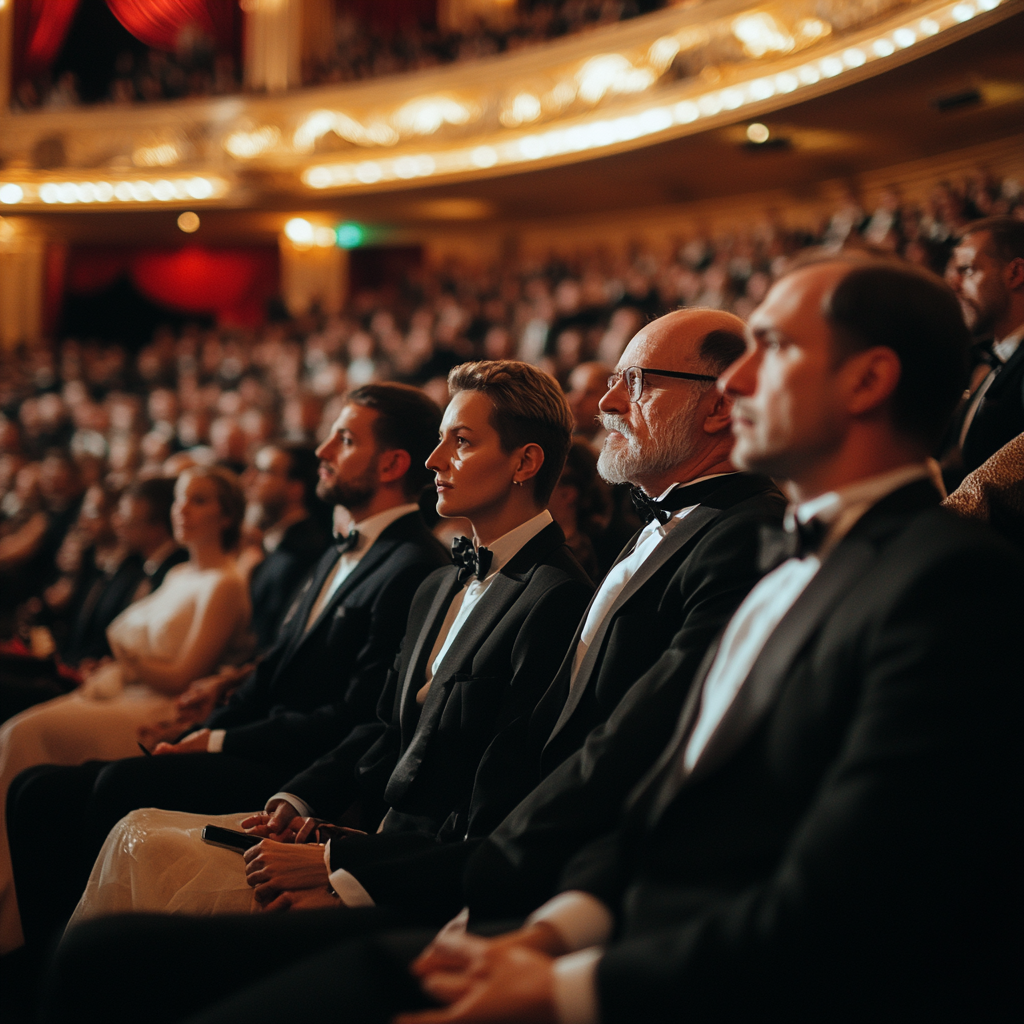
[513,480,522,487]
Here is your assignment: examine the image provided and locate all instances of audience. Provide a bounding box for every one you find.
[0,170,1019,1024]
[12,1,661,110]
[40,255,1022,1024]
[0,465,252,954]
[7,385,449,951]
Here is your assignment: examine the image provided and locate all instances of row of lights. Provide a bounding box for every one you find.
[283,218,365,249]
[0,176,227,207]
[304,0,1002,191]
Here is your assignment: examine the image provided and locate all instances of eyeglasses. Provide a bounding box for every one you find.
[608,365,718,403]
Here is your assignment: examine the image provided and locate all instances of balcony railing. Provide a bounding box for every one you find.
[0,0,1016,211]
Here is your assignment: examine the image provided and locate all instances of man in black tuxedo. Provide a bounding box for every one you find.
[234,310,783,908]
[54,257,1023,1024]
[234,361,594,905]
[8,385,448,949]
[945,215,1024,484]
[243,444,329,653]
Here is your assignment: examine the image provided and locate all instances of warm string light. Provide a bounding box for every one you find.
[300,0,1002,192]
[0,177,228,207]
[0,0,1006,206]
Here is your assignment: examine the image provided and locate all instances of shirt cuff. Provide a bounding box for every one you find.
[264,792,315,819]
[526,891,614,953]
[206,729,225,753]
[552,947,603,1024]
[324,841,376,907]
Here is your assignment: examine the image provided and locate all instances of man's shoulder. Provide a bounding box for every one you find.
[376,511,450,567]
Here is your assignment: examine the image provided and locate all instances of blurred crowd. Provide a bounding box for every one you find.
[13,1,662,111]
[304,0,661,88]
[0,167,1020,653]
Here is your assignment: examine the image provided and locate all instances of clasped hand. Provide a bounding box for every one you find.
[392,925,561,1024]
[242,837,329,905]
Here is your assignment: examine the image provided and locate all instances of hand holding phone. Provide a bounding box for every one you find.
[201,824,264,853]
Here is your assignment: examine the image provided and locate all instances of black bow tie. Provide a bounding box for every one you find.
[630,485,706,526]
[334,529,359,553]
[451,536,493,584]
[758,517,829,572]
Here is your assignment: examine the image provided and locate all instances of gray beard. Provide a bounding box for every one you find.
[596,396,702,487]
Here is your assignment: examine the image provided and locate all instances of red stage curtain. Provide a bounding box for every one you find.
[105,0,227,52]
[64,246,279,328]
[13,0,81,79]
[131,246,278,326]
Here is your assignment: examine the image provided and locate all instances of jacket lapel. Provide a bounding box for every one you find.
[545,504,724,745]
[276,547,342,666]
[397,568,462,731]
[390,522,565,793]
[651,479,941,808]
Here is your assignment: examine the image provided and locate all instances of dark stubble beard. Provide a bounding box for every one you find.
[316,458,378,514]
[596,388,704,487]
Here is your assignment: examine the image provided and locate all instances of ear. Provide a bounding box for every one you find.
[376,448,412,485]
[1005,256,1024,292]
[702,390,734,435]
[844,346,902,417]
[512,442,545,486]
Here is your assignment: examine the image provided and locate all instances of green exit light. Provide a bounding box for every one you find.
[336,223,364,248]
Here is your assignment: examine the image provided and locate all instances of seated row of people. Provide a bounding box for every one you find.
[3,253,1023,1022]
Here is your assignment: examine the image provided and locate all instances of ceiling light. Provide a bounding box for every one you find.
[177,211,200,233]
[284,218,314,245]
[746,123,770,143]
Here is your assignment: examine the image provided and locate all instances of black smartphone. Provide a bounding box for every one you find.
[200,824,263,853]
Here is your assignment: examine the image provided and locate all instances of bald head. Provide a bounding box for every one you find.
[598,307,746,493]
[626,308,747,377]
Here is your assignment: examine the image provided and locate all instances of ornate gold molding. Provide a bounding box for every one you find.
[0,0,1017,210]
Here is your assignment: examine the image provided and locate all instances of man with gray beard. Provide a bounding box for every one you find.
[33,315,788,1021]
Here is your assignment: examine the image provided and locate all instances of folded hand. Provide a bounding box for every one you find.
[243,839,329,902]
[394,929,558,1024]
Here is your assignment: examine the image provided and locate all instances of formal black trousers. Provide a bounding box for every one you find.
[8,753,286,949]
[42,909,436,1024]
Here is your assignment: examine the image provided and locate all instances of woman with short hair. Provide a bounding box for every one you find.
[69,361,593,925]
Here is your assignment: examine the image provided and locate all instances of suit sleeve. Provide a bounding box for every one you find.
[216,559,434,764]
[572,540,1023,1023]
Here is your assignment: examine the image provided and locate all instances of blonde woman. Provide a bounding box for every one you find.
[0,466,252,953]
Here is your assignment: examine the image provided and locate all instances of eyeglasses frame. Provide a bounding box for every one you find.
[608,365,719,403]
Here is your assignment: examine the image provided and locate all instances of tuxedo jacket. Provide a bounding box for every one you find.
[247,516,329,652]
[321,474,784,919]
[203,512,448,777]
[961,338,1024,475]
[531,472,785,776]
[285,522,593,841]
[549,481,1024,1022]
[63,546,187,665]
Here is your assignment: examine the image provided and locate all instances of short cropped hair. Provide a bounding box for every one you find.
[126,477,176,535]
[346,383,442,498]
[182,465,246,551]
[818,259,970,447]
[958,216,1024,263]
[447,360,573,504]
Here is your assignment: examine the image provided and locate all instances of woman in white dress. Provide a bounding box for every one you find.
[0,466,252,953]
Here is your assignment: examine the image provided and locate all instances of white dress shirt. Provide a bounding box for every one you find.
[570,476,732,683]
[206,504,420,755]
[535,462,937,1024]
[323,509,554,901]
